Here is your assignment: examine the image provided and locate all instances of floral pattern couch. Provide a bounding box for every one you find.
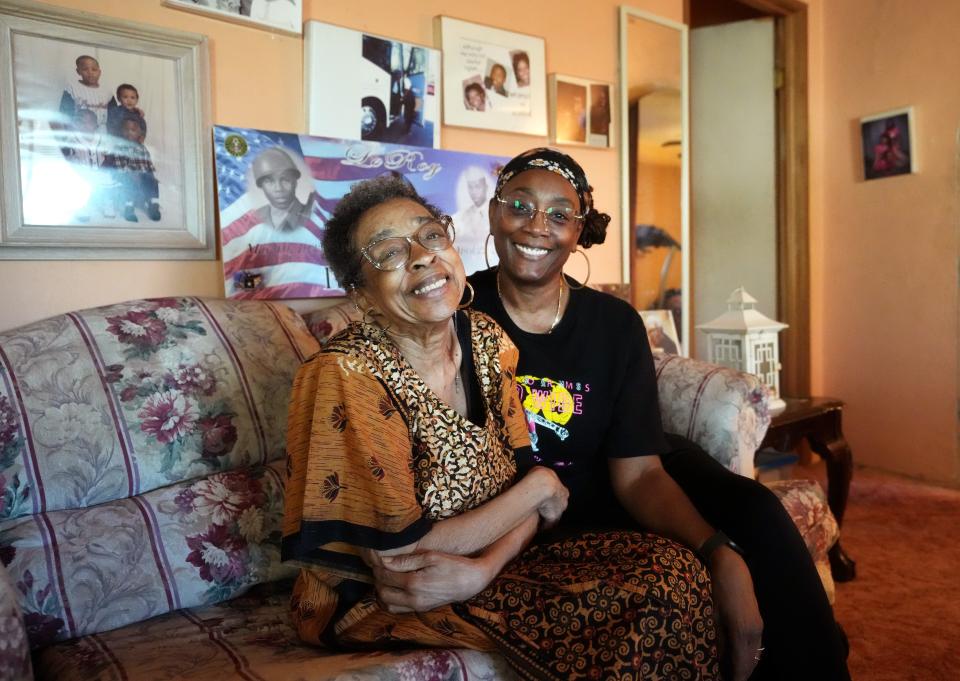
[0,298,838,681]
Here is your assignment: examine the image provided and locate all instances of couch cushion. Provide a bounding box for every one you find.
[33,580,518,681]
[1,462,294,648]
[0,297,318,522]
[301,302,361,346]
[765,478,840,603]
[0,562,32,681]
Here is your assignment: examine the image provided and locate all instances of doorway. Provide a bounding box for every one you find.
[687,0,809,396]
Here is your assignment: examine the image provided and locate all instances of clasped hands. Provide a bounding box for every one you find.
[363,466,568,614]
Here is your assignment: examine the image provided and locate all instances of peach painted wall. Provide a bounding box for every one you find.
[0,0,682,332]
[807,0,960,484]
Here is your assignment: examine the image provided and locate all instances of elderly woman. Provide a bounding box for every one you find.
[282,174,718,679]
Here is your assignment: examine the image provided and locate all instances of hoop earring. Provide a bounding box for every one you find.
[484,233,495,270]
[458,281,475,310]
[354,301,376,326]
[563,247,591,289]
[354,300,391,332]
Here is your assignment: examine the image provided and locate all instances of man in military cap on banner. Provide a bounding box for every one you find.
[252,146,317,231]
[222,146,327,298]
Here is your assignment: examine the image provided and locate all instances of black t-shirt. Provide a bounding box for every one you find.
[469,268,669,523]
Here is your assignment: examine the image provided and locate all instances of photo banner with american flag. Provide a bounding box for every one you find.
[214,125,508,300]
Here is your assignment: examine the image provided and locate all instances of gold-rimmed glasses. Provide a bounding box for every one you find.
[360,215,456,271]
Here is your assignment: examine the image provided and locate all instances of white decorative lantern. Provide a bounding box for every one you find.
[697,287,789,413]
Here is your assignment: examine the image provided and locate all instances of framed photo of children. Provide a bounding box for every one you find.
[860,107,916,181]
[434,16,547,136]
[0,0,214,259]
[549,75,614,148]
[164,0,302,36]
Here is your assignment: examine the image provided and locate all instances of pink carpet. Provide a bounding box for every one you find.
[830,468,960,680]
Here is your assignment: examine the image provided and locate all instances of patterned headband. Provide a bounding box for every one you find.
[495,148,591,213]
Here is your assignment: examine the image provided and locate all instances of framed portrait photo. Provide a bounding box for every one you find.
[0,0,214,260]
[434,16,547,137]
[304,21,441,148]
[860,106,916,181]
[164,0,302,36]
[549,74,614,148]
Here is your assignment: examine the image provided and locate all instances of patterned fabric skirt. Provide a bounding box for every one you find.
[292,531,719,681]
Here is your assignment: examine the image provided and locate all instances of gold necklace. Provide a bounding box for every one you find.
[497,270,565,333]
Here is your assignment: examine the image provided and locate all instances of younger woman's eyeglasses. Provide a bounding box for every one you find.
[360,215,456,271]
[495,194,584,228]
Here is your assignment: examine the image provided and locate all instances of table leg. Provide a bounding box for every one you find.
[807,432,857,582]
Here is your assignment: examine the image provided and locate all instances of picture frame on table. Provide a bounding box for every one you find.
[549,74,614,148]
[860,106,915,181]
[434,15,547,137]
[304,21,441,149]
[164,0,302,36]
[639,309,681,356]
[0,0,214,260]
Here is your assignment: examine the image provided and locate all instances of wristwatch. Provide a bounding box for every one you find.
[696,530,745,563]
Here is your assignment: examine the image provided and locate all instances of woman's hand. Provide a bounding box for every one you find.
[710,547,764,681]
[372,551,493,613]
[523,466,569,528]
[367,514,540,613]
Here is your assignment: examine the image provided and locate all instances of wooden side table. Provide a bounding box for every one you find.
[760,397,857,581]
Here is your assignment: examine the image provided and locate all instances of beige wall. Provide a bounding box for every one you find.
[808,0,960,484]
[0,0,682,331]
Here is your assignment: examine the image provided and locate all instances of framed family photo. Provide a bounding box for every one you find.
[549,74,614,148]
[164,0,302,36]
[304,21,441,149]
[0,0,214,260]
[860,106,915,181]
[434,16,547,137]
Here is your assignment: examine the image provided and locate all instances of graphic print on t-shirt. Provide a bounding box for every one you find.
[516,374,589,464]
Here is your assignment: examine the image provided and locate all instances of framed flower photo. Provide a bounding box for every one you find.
[860,106,916,181]
[549,74,614,148]
[0,0,214,260]
[434,16,547,136]
[164,0,302,36]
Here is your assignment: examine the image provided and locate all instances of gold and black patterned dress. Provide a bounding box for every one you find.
[282,310,718,680]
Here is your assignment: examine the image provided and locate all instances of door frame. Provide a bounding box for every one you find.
[687,0,810,396]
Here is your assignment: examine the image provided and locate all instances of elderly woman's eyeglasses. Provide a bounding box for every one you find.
[360,215,456,271]
[495,195,584,228]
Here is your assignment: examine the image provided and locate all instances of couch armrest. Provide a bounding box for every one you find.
[0,561,33,681]
[654,354,771,477]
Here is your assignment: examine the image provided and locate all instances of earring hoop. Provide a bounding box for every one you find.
[563,247,591,289]
[354,300,391,332]
[355,302,377,326]
[458,281,475,310]
[484,233,496,270]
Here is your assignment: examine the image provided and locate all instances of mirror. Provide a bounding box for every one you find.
[619,8,689,354]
